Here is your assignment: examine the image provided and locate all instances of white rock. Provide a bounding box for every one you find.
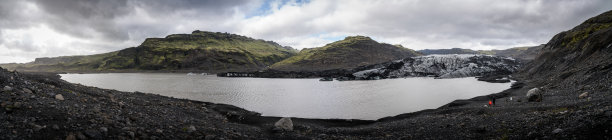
[579,92,589,99]
[552,128,563,134]
[100,127,108,133]
[23,88,33,94]
[187,125,196,133]
[55,94,64,101]
[3,86,12,91]
[274,117,293,131]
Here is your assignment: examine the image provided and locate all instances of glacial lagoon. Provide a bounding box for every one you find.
[60,73,511,120]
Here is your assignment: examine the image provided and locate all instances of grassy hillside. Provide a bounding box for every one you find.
[1,31,298,73]
[270,36,422,71]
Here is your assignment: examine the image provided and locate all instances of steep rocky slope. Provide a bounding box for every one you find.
[270,36,421,71]
[1,31,298,73]
[521,10,612,91]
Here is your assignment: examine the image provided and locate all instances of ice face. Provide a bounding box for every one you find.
[353,54,519,79]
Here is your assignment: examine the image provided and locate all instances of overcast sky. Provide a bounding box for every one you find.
[0,0,610,63]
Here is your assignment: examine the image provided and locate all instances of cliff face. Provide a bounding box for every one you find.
[521,10,612,90]
[270,36,422,71]
[1,31,298,73]
[352,55,520,79]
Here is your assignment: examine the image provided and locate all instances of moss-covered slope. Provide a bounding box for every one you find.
[521,10,612,88]
[1,31,298,73]
[270,36,422,71]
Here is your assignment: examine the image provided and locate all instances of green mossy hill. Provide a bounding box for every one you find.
[548,11,612,51]
[0,52,119,72]
[270,36,422,71]
[521,10,612,89]
[1,31,298,73]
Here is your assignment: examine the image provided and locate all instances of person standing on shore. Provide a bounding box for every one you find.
[488,96,496,107]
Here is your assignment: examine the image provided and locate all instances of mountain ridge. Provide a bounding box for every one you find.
[270,36,422,71]
[418,45,543,61]
[1,31,298,73]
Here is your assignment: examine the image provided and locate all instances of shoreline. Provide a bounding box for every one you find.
[60,72,513,121]
[1,69,610,139]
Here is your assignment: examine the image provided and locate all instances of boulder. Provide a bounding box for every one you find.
[66,133,77,140]
[552,128,563,134]
[3,86,12,91]
[526,88,542,102]
[22,88,33,94]
[55,94,64,101]
[578,92,588,99]
[274,117,294,131]
[187,125,196,133]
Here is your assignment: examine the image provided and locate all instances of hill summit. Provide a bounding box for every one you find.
[2,31,298,73]
[270,36,421,71]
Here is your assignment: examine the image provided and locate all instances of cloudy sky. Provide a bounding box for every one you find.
[0,0,611,63]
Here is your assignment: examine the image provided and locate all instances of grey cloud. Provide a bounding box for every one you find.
[130,0,248,13]
[0,0,254,63]
[34,0,131,40]
[29,0,250,41]
[2,0,612,63]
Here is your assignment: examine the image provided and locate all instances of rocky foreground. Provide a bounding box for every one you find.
[0,67,610,139]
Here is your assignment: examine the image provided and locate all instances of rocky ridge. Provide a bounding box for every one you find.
[270,36,422,71]
[1,31,298,73]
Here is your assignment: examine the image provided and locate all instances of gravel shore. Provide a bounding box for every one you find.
[1,68,610,139]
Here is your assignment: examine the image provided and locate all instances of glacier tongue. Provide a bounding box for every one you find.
[353,54,520,79]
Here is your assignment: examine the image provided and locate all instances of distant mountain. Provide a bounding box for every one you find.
[418,48,480,55]
[486,45,543,61]
[270,36,422,71]
[1,31,298,73]
[417,46,543,61]
[520,10,612,89]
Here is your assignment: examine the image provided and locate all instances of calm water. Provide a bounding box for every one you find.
[60,73,511,120]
